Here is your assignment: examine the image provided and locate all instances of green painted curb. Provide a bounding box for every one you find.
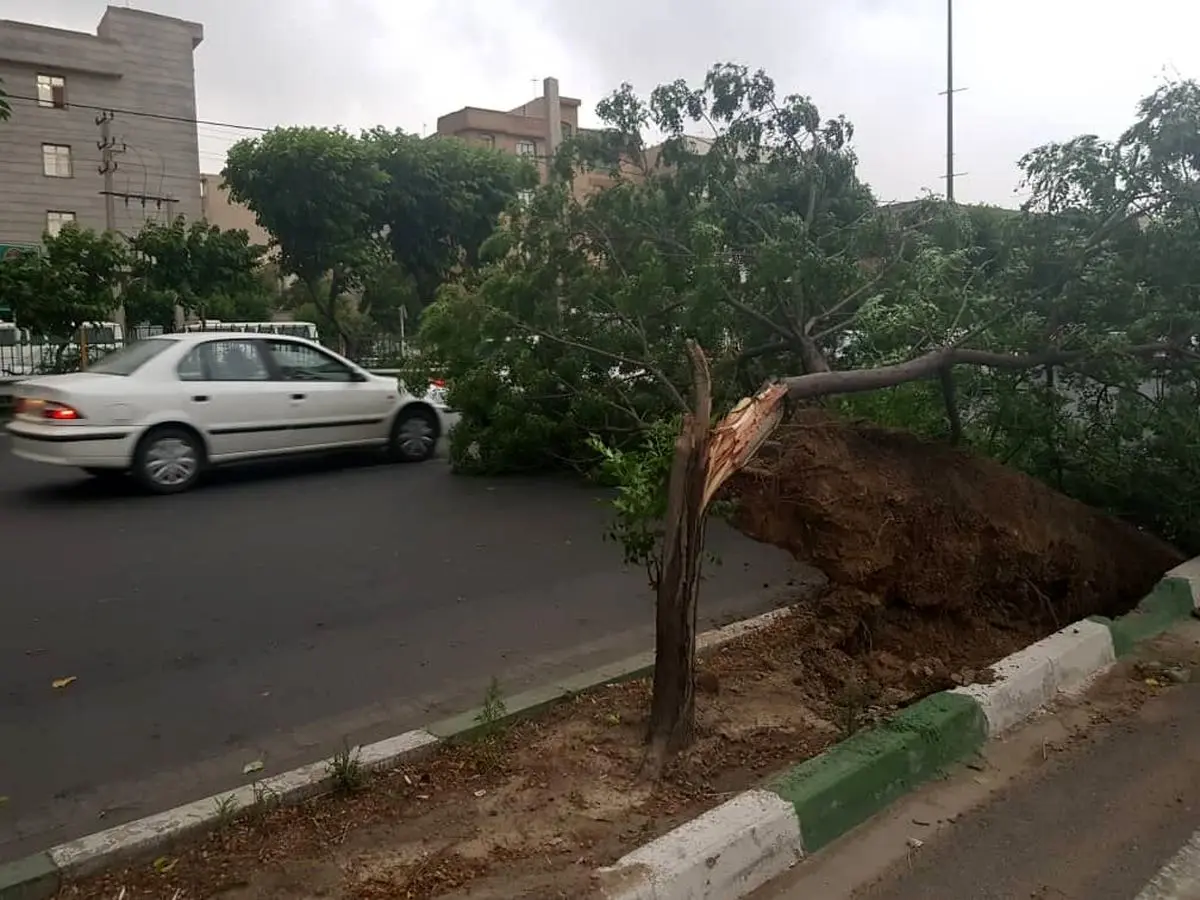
[0,853,59,900]
[769,691,987,851]
[1089,576,1194,657]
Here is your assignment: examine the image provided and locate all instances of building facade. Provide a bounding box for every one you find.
[436,77,578,187]
[200,172,270,247]
[0,6,204,249]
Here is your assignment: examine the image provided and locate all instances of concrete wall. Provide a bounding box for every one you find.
[0,6,203,245]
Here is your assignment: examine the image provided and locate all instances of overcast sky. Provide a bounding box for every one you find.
[7,1,1199,206]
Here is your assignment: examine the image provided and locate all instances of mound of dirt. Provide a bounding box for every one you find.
[729,410,1184,630]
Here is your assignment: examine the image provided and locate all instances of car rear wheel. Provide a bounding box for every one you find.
[388,407,439,463]
[133,426,204,494]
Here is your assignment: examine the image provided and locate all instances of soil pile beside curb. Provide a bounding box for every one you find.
[730,410,1182,629]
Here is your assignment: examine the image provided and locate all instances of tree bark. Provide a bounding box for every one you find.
[938,366,963,445]
[643,342,712,778]
[782,342,1178,402]
[642,353,789,780]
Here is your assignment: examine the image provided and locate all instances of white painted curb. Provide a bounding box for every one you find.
[595,790,803,900]
[47,728,439,877]
[950,619,1116,736]
[35,608,793,881]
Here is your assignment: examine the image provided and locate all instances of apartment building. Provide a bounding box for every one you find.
[437,77,577,183]
[0,6,204,249]
[200,172,270,246]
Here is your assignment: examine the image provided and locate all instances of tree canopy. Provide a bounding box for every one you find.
[0,218,271,353]
[125,216,271,328]
[221,125,536,351]
[412,64,1200,553]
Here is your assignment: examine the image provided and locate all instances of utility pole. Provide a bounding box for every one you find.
[96,111,177,225]
[940,0,967,202]
[97,110,118,232]
[96,112,178,335]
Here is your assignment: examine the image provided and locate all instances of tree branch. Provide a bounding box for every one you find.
[500,313,690,413]
[782,342,1178,401]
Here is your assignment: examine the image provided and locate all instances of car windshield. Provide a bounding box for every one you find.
[88,338,176,376]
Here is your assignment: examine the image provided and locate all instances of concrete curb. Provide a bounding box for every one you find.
[596,564,1200,900]
[0,607,792,899]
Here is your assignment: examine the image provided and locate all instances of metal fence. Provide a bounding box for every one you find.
[0,329,409,378]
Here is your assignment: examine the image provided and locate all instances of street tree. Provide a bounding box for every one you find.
[416,64,1200,769]
[364,128,537,305]
[222,126,388,350]
[0,224,127,368]
[125,216,269,328]
[223,125,535,351]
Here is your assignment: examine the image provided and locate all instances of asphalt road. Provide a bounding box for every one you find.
[758,621,1200,900]
[0,440,800,863]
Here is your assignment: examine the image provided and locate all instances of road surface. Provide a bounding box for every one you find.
[757,621,1200,900]
[0,443,800,863]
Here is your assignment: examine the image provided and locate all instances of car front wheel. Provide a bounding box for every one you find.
[388,407,439,463]
[133,426,204,494]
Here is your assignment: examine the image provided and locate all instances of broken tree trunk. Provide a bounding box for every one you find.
[643,344,789,778]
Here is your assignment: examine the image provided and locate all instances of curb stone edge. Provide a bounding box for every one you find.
[0,607,794,899]
[595,561,1200,900]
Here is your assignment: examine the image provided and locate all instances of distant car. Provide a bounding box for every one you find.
[5,333,458,494]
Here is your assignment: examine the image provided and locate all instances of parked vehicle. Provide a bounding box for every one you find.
[182,320,320,341]
[6,332,457,494]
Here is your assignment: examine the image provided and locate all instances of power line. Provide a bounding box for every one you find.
[3,92,268,133]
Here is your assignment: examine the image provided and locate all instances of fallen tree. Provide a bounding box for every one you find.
[413,64,1200,766]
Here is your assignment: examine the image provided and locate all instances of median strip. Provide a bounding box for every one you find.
[3,565,1195,900]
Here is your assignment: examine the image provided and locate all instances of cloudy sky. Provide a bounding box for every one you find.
[8,0,1199,206]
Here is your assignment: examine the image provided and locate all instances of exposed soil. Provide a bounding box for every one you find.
[730,410,1183,628]
[58,412,1183,900]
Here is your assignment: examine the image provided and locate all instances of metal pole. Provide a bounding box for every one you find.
[98,111,116,231]
[945,0,955,203]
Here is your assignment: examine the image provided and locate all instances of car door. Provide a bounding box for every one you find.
[261,339,393,450]
[176,338,294,460]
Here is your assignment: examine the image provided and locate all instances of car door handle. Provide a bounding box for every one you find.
[191,395,209,403]
[291,393,306,401]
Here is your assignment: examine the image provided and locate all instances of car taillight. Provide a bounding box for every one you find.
[431,379,446,388]
[16,398,83,421]
[45,403,82,420]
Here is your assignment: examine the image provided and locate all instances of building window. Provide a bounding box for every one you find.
[46,211,76,237]
[561,122,573,140]
[36,74,67,109]
[480,134,496,149]
[42,144,73,178]
[516,140,536,158]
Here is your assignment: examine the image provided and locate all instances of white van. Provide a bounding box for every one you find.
[183,321,321,342]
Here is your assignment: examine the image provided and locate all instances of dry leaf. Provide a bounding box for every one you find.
[51,677,77,689]
[242,760,264,775]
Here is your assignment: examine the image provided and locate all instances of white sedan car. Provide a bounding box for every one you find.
[6,332,458,494]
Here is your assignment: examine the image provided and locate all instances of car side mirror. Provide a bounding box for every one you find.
[349,370,369,383]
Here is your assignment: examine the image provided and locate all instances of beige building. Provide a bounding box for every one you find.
[0,6,204,248]
[437,77,576,181]
[200,173,270,246]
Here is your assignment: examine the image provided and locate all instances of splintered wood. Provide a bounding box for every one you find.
[702,381,788,510]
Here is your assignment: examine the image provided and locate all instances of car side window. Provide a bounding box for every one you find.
[176,347,205,381]
[204,340,271,382]
[265,340,355,382]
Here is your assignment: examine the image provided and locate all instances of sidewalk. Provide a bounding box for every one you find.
[754,619,1200,900]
